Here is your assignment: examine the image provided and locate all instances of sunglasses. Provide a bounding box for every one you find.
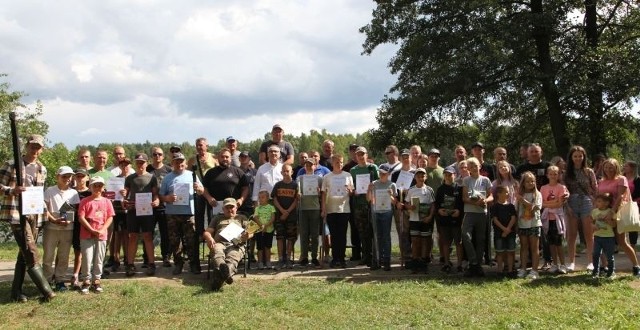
[152,153,163,156]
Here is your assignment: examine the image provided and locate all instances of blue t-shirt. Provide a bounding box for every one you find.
[160,170,197,215]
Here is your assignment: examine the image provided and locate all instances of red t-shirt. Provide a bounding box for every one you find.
[78,196,115,240]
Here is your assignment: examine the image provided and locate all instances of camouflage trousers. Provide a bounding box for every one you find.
[211,242,244,276]
[166,215,197,265]
[353,204,373,263]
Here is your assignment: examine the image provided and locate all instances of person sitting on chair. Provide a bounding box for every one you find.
[203,197,253,291]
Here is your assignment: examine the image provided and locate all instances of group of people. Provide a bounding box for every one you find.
[4,124,640,300]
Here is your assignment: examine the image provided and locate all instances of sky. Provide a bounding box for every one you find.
[0,1,397,148]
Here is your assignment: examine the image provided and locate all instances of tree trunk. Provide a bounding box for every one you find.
[584,0,607,157]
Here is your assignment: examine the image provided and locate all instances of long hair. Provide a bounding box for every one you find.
[602,158,622,180]
[518,171,538,195]
[565,145,588,181]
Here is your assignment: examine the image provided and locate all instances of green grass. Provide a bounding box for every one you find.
[0,271,639,328]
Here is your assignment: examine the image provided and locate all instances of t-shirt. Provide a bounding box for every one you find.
[298,174,323,210]
[462,175,492,214]
[78,196,115,240]
[565,168,596,197]
[321,172,353,214]
[350,164,379,206]
[516,161,551,190]
[371,180,397,213]
[491,202,517,234]
[425,166,444,193]
[404,185,435,222]
[435,183,464,227]
[44,186,80,231]
[592,208,615,237]
[254,204,276,233]
[271,180,299,218]
[159,170,197,215]
[202,165,249,201]
[259,140,295,164]
[88,168,114,182]
[540,183,569,220]
[598,176,628,209]
[517,191,542,229]
[146,163,172,210]
[124,172,158,215]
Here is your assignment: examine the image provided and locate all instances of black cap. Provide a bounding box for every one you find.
[471,141,484,149]
[169,145,181,153]
[349,144,359,151]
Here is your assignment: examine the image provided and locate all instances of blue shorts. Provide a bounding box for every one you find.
[494,233,517,252]
[568,194,593,221]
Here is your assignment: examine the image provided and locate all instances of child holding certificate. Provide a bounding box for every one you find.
[321,154,354,268]
[367,164,397,271]
[404,168,435,273]
[253,190,276,270]
[297,158,323,267]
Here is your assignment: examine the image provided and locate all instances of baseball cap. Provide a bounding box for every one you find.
[119,157,131,165]
[134,153,148,162]
[226,136,236,143]
[240,151,250,157]
[172,152,185,160]
[74,168,89,176]
[222,197,237,207]
[349,144,359,151]
[304,158,316,165]
[471,141,484,149]
[415,168,427,174]
[401,149,411,156]
[378,164,391,173]
[56,166,74,176]
[427,148,440,156]
[444,166,456,174]
[26,134,45,146]
[169,146,181,153]
[272,124,283,131]
[355,146,367,154]
[89,176,105,186]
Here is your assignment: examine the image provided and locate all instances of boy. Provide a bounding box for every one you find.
[272,164,300,269]
[490,186,517,277]
[404,168,435,273]
[78,176,115,293]
[43,166,81,291]
[367,164,397,271]
[321,154,354,268]
[350,146,379,267]
[297,158,323,267]
[434,166,464,273]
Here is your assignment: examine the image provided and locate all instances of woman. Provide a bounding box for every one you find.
[563,146,597,271]
[598,158,640,276]
[622,161,640,246]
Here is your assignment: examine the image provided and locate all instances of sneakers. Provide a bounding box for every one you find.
[586,263,594,271]
[146,263,156,276]
[277,261,286,270]
[219,263,231,284]
[558,265,568,274]
[162,257,172,268]
[80,280,91,295]
[111,261,121,272]
[311,259,320,268]
[125,264,136,277]
[606,272,617,280]
[93,280,103,293]
[591,270,599,279]
[517,269,527,278]
[299,259,309,267]
[255,262,265,270]
[549,264,558,273]
[286,260,293,269]
[566,263,575,272]
[527,270,539,279]
[633,265,640,277]
[55,282,68,292]
[190,263,202,275]
[172,262,184,275]
[264,262,273,270]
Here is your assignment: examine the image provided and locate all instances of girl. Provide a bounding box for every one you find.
[549,156,566,183]
[404,168,435,273]
[516,171,542,279]
[540,166,569,274]
[564,146,597,271]
[253,190,276,270]
[367,164,397,271]
[78,176,115,294]
[455,160,470,185]
[492,160,519,205]
[435,166,464,273]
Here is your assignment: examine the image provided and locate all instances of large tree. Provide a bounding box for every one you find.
[361,0,640,158]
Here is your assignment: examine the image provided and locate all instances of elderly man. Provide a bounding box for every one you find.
[258,124,295,165]
[252,145,284,204]
[319,139,335,170]
[1,134,56,302]
[203,198,252,291]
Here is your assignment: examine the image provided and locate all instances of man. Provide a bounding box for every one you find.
[341,144,359,172]
[169,146,181,160]
[146,146,172,267]
[109,146,132,176]
[391,149,415,265]
[470,142,495,182]
[226,136,241,167]
[350,146,379,268]
[89,149,114,181]
[296,150,330,178]
[381,145,401,173]
[342,143,361,260]
[519,143,530,166]
[122,153,160,277]
[319,139,334,170]
[202,148,250,214]
[252,145,284,204]
[492,146,517,180]
[292,151,308,181]
[1,134,55,302]
[159,152,204,275]
[258,124,295,165]
[238,151,258,263]
[448,145,467,175]
[203,198,252,291]
[76,148,92,171]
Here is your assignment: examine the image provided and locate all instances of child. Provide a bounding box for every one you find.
[253,190,276,270]
[272,164,300,269]
[434,166,464,273]
[540,165,570,274]
[404,168,435,273]
[321,154,354,268]
[77,176,115,294]
[516,171,543,279]
[43,166,81,291]
[490,186,517,277]
[71,168,92,290]
[591,193,616,279]
[367,164,397,271]
[297,158,323,267]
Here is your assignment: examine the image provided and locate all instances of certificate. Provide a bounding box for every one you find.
[330,177,347,197]
[374,189,392,211]
[301,175,318,196]
[355,174,370,194]
[173,183,190,206]
[22,186,44,215]
[106,177,125,201]
[219,222,244,242]
[396,171,414,191]
[135,192,153,216]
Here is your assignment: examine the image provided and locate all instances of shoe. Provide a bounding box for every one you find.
[586,263,594,271]
[172,262,184,275]
[163,257,172,268]
[265,262,273,270]
[350,255,362,262]
[11,293,27,303]
[277,261,286,270]
[473,264,485,277]
[456,265,464,273]
[384,262,391,271]
[339,261,347,268]
[146,263,156,276]
[71,276,81,291]
[125,264,136,277]
[190,263,202,275]
[104,257,114,268]
[210,269,224,292]
[329,260,338,268]
[549,264,558,273]
[219,263,231,283]
[540,262,551,270]
[299,259,309,266]
[441,264,451,273]
[311,259,320,268]
[102,268,110,278]
[558,265,568,274]
[55,282,68,292]
[80,281,91,295]
[606,272,616,280]
[141,263,148,269]
[370,263,381,271]
[591,270,599,279]
[566,263,575,272]
[93,280,103,293]
[526,270,539,279]
[633,266,640,277]
[286,260,293,269]
[517,269,527,278]
[256,262,265,270]
[111,261,121,272]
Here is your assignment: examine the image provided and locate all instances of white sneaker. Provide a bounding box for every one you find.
[558,265,568,274]
[527,270,539,279]
[517,269,527,278]
[549,264,559,273]
[566,263,575,272]
[586,263,594,271]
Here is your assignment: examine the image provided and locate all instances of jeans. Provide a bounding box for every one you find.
[374,211,393,264]
[593,236,615,274]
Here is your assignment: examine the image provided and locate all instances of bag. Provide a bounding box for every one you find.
[617,201,640,233]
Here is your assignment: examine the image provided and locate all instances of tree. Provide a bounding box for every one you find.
[361,0,640,159]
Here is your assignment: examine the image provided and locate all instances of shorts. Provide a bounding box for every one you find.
[275,214,298,240]
[518,226,541,237]
[254,232,274,249]
[494,233,517,252]
[568,194,593,220]
[409,221,433,237]
[113,212,127,232]
[547,220,563,246]
[439,225,462,244]
[126,212,155,233]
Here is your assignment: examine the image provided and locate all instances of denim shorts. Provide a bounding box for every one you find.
[494,233,516,252]
[518,226,541,237]
[568,194,593,220]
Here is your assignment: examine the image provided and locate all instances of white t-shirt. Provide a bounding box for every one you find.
[44,186,80,231]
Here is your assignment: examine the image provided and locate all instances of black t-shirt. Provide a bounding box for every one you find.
[319,155,333,171]
[146,164,171,209]
[202,165,249,201]
[259,140,295,163]
[490,203,517,234]
[238,167,257,216]
[516,161,551,190]
[434,183,464,226]
[480,161,495,182]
